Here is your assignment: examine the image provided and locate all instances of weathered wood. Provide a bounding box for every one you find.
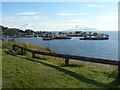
[21,48,23,53]
[65,57,69,66]
[67,55,119,66]
[118,61,120,79]
[12,44,119,66]
[13,44,33,52]
[12,45,16,51]
[32,52,35,58]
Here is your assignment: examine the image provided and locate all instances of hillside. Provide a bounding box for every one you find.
[2,39,120,88]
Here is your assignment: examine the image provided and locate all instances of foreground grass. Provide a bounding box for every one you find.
[2,49,120,88]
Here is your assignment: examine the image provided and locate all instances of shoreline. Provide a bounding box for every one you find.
[2,37,118,61]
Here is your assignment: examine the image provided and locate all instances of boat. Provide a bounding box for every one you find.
[80,34,109,40]
[53,37,71,39]
[42,36,71,40]
[42,37,52,40]
[80,37,109,40]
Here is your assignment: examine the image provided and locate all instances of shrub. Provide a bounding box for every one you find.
[22,42,29,55]
[22,42,29,48]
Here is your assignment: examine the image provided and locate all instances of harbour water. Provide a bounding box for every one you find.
[5,31,119,61]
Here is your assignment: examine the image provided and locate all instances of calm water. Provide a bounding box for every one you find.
[5,31,119,61]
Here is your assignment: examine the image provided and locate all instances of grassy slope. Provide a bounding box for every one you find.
[2,49,120,88]
[0,40,2,89]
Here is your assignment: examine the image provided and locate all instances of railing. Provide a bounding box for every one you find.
[12,44,120,79]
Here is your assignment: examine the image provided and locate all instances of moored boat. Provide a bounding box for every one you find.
[42,37,52,40]
[80,37,109,40]
[80,34,109,40]
[52,37,71,39]
[42,36,71,40]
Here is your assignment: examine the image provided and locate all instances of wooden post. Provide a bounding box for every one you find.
[12,45,16,51]
[21,48,23,53]
[118,61,120,79]
[32,52,35,58]
[65,57,69,66]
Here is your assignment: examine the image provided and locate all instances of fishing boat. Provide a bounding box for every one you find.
[42,37,52,40]
[80,34,109,40]
[53,37,71,39]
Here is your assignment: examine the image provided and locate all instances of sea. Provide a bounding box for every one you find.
[4,31,119,61]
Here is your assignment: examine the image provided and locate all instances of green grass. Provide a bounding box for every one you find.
[2,49,120,88]
[2,39,120,88]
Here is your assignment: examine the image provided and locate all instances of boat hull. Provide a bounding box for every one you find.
[80,37,109,40]
[42,37,52,40]
[43,37,71,40]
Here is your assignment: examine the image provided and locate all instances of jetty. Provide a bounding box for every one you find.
[80,33,109,40]
[42,33,71,40]
[42,36,71,40]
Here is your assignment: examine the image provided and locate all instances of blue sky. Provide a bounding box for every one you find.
[2,2,118,31]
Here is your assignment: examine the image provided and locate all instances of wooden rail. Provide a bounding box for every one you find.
[12,44,120,78]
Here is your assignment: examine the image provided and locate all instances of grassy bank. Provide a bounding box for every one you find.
[2,39,120,88]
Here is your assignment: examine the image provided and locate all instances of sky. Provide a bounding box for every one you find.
[2,2,118,31]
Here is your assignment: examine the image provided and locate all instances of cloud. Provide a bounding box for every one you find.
[96,12,118,22]
[86,5,105,7]
[107,12,118,16]
[70,24,99,31]
[56,12,88,16]
[71,24,117,31]
[96,16,118,21]
[31,22,79,27]
[30,23,102,31]
[95,24,118,31]
[21,23,31,30]
[29,22,73,31]
[2,13,117,31]
[71,19,86,22]
[2,16,42,24]
[78,27,99,31]
[16,12,41,15]
[2,21,117,31]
